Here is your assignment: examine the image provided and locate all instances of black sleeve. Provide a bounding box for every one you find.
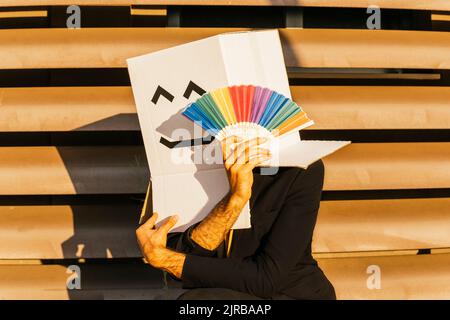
[167,222,225,258]
[180,161,324,298]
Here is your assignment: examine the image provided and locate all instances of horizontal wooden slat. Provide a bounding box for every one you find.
[323,142,450,190]
[0,205,142,259]
[1,28,449,69]
[314,198,450,253]
[0,146,149,195]
[0,198,449,259]
[0,288,181,300]
[2,86,449,132]
[319,253,450,299]
[294,86,450,130]
[0,143,449,194]
[433,14,450,22]
[0,1,449,11]
[0,253,448,299]
[0,10,47,18]
[0,263,169,300]
[0,87,138,131]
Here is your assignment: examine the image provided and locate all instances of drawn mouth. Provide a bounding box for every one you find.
[159,135,215,149]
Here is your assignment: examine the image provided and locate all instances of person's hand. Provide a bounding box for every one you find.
[189,137,272,252]
[136,212,179,269]
[221,136,272,205]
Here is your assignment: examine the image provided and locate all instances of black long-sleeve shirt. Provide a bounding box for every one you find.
[167,159,335,300]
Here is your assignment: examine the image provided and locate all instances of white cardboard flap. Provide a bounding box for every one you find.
[127,29,350,231]
[127,29,289,178]
[274,140,351,168]
[151,169,250,232]
[219,30,290,97]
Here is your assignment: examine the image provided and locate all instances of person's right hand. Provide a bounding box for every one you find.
[221,136,272,205]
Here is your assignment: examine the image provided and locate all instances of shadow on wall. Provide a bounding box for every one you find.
[55,140,183,299]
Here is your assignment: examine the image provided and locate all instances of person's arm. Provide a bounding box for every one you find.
[136,136,271,278]
[181,160,325,298]
[190,136,270,250]
[136,213,185,278]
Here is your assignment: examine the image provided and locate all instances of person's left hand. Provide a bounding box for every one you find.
[136,212,178,268]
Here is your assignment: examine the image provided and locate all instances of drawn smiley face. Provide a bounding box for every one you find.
[150,80,213,149]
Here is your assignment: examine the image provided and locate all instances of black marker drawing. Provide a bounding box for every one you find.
[153,81,207,149]
[151,85,175,105]
[159,136,214,149]
[183,81,206,99]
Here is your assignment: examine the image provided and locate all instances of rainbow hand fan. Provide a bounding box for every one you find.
[182,85,313,141]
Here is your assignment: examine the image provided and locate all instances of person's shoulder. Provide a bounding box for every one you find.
[303,159,325,178]
[254,166,300,180]
[292,159,325,189]
[252,160,324,186]
[278,159,325,179]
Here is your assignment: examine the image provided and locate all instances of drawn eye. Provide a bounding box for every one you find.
[151,85,175,105]
[183,80,206,99]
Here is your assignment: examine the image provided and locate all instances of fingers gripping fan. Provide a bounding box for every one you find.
[182,85,313,142]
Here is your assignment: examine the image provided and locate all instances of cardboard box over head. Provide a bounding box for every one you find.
[127,30,350,232]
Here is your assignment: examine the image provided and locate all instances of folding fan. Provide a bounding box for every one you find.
[182,85,313,141]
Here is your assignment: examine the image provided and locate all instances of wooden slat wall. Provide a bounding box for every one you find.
[323,143,450,190]
[0,205,142,259]
[0,87,138,131]
[1,28,450,69]
[0,3,449,300]
[0,198,449,259]
[318,253,450,300]
[1,253,449,300]
[293,86,450,130]
[314,198,450,253]
[0,143,449,195]
[0,146,149,194]
[1,1,449,11]
[1,86,449,131]
[0,263,166,300]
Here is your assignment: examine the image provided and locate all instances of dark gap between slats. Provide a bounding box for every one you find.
[431,10,450,31]
[50,131,143,146]
[0,6,435,30]
[48,6,167,28]
[322,189,450,201]
[174,6,284,28]
[0,5,167,29]
[0,6,48,29]
[49,6,132,28]
[0,132,143,146]
[301,7,432,30]
[1,69,449,87]
[432,20,450,32]
[290,69,450,86]
[1,189,450,206]
[1,130,450,147]
[0,69,131,87]
[0,194,144,206]
[300,130,450,143]
[38,250,436,265]
[39,257,146,265]
[176,6,432,30]
[0,17,48,29]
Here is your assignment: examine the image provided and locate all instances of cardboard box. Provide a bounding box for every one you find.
[127,30,350,232]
